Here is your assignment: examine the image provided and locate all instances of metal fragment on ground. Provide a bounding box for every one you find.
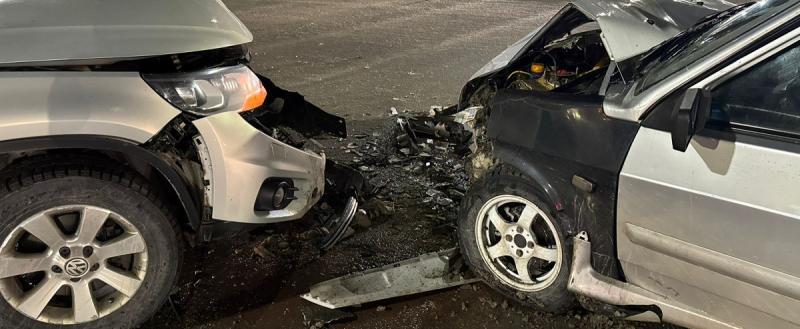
[301,248,480,309]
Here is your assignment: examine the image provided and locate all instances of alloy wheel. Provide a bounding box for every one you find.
[0,205,148,324]
[474,195,562,291]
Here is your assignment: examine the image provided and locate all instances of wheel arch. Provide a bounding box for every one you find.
[492,142,564,211]
[0,135,202,233]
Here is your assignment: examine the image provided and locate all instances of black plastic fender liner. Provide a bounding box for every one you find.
[486,89,640,278]
[0,135,202,231]
[252,73,347,138]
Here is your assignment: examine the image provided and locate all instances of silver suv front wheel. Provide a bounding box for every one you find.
[0,205,148,324]
[0,158,180,329]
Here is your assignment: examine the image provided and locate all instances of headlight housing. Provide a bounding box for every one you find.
[143,65,267,116]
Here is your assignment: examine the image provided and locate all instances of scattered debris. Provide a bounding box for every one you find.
[352,209,371,229]
[393,106,473,155]
[245,103,473,259]
[253,245,272,259]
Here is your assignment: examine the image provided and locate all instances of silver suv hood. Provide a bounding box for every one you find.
[0,0,253,65]
[471,0,733,80]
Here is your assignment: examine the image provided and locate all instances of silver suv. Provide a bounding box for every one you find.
[457,0,800,328]
[0,1,342,328]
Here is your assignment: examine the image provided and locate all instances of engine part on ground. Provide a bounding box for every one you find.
[402,116,471,146]
[393,109,474,156]
[301,247,480,309]
[318,196,358,250]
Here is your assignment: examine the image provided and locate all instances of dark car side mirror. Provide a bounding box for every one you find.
[671,88,711,152]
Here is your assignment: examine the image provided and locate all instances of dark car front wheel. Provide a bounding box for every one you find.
[0,161,180,329]
[458,166,575,313]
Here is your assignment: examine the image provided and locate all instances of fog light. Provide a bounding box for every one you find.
[273,186,287,209]
[255,178,298,211]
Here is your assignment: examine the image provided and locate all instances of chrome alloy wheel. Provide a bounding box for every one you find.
[475,195,562,291]
[0,205,148,324]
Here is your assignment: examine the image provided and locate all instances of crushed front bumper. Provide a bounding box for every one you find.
[192,111,325,224]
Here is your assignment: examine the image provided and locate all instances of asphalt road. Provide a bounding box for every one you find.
[226,0,565,118]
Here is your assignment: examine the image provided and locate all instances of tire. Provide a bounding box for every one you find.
[0,158,181,329]
[458,166,575,313]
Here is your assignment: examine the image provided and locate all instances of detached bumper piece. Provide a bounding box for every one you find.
[568,232,736,329]
[302,248,479,309]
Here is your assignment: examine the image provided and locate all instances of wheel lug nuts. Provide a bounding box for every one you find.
[51,265,62,273]
[59,247,71,258]
[516,250,523,257]
[70,278,80,283]
[83,246,94,257]
[505,235,512,241]
[90,264,100,272]
[516,227,523,233]
[527,241,535,249]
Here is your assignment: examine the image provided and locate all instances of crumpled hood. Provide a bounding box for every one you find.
[580,0,732,61]
[470,0,733,80]
[0,0,253,65]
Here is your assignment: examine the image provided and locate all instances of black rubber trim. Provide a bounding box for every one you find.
[0,135,201,230]
[697,125,800,154]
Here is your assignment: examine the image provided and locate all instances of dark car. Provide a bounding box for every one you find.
[456,0,800,328]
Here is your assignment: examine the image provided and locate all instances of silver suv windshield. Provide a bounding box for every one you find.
[636,0,796,93]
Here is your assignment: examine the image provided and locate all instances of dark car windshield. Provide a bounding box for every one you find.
[636,0,796,93]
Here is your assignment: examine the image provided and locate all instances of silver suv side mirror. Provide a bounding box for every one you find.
[672,88,711,152]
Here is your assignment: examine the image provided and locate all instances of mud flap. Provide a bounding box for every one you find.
[254,73,347,138]
[301,248,479,309]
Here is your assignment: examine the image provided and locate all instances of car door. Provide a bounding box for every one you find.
[616,38,800,328]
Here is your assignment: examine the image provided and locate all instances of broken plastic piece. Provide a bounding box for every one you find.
[301,248,479,309]
[319,196,358,250]
[324,161,373,202]
[251,74,347,138]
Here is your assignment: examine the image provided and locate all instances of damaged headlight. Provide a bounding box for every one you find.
[143,65,267,115]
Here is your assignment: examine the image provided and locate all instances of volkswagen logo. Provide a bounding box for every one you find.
[64,258,90,277]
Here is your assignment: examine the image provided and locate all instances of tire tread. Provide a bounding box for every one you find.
[458,164,576,314]
[0,154,182,238]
